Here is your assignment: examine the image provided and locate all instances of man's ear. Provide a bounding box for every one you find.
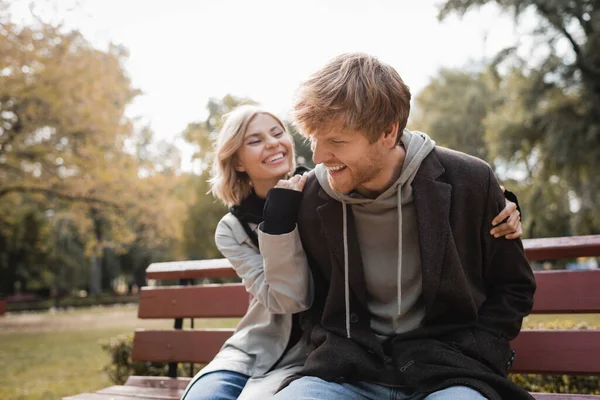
[382,122,400,148]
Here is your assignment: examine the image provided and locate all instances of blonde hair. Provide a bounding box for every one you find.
[293,53,411,144]
[209,105,295,206]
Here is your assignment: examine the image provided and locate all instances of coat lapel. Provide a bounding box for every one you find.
[317,197,368,309]
[412,151,452,317]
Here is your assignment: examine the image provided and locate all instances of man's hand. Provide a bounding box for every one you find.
[275,173,308,192]
[490,186,522,239]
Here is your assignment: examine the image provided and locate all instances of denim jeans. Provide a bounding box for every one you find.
[271,376,487,400]
[183,370,249,400]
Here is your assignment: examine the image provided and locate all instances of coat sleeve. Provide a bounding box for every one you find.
[215,217,313,314]
[477,166,536,340]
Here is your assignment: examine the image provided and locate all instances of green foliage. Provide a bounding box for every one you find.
[182,171,228,261]
[434,0,600,237]
[411,68,495,162]
[101,334,169,384]
[288,123,315,168]
[0,7,190,298]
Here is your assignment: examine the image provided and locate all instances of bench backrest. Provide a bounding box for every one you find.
[131,235,600,376]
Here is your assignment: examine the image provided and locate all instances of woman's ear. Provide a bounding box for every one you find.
[234,163,246,172]
[233,156,246,172]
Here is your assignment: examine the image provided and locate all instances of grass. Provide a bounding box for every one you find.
[0,304,238,400]
[0,328,129,400]
[0,305,598,400]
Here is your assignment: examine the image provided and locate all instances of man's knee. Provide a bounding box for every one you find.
[272,376,353,399]
[424,385,487,400]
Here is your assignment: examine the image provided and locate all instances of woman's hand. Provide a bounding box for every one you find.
[275,173,308,192]
[490,186,522,239]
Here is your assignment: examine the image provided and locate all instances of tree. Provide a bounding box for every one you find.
[411,68,497,162]
[438,0,600,236]
[0,10,189,296]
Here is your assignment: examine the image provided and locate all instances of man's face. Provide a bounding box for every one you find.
[310,127,387,195]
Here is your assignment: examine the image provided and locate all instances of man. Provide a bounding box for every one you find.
[260,53,536,399]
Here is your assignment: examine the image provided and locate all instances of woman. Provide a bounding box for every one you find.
[182,105,522,400]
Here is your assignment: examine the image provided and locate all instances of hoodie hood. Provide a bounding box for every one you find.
[315,129,435,338]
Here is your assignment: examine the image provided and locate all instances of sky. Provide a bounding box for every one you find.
[9,0,525,169]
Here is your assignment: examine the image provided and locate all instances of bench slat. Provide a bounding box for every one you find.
[132,329,234,363]
[124,376,191,390]
[138,284,249,319]
[98,385,183,399]
[146,259,237,281]
[523,235,600,261]
[511,330,600,374]
[132,329,600,376]
[143,235,600,281]
[532,270,600,313]
[137,269,600,320]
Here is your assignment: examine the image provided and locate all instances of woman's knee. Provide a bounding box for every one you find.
[183,370,249,400]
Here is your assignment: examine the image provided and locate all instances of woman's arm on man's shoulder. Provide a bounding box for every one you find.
[215,215,313,314]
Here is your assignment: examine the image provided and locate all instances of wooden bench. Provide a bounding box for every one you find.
[64,235,600,400]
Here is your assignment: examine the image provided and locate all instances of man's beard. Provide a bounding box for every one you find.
[328,155,383,195]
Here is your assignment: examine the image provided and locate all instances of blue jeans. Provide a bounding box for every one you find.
[183,370,249,400]
[271,376,487,399]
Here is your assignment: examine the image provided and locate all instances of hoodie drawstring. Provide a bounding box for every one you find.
[342,201,351,339]
[397,191,403,316]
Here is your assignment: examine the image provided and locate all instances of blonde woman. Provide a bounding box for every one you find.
[182,105,522,400]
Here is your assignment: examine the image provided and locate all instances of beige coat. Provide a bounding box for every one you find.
[182,213,313,399]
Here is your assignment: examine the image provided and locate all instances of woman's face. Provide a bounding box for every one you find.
[235,113,294,187]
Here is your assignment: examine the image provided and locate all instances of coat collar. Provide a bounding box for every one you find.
[412,150,451,317]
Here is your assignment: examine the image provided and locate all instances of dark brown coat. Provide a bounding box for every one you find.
[289,147,536,399]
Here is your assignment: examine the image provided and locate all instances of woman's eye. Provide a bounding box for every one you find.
[274,131,284,137]
[248,140,261,145]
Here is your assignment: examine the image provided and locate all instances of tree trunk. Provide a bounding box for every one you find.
[88,207,103,295]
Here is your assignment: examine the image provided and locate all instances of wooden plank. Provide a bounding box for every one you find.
[138,284,249,319]
[139,270,600,318]
[523,235,600,261]
[531,270,600,313]
[146,259,237,281]
[510,330,600,374]
[143,236,600,281]
[124,376,191,390]
[98,385,183,399]
[132,329,234,363]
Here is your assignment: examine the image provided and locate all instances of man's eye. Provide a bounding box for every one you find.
[331,140,345,145]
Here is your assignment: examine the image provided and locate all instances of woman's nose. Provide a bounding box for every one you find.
[265,135,278,148]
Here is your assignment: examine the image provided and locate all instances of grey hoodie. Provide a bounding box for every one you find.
[315,129,435,339]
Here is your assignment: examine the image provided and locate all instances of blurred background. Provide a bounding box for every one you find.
[0,0,598,398]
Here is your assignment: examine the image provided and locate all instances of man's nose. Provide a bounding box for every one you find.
[312,140,328,164]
